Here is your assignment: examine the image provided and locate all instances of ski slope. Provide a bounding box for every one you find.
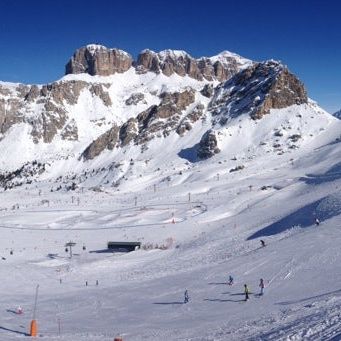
[0,121,340,340]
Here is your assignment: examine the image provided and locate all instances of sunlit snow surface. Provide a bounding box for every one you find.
[0,111,340,340]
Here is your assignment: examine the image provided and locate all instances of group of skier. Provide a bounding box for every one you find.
[243,279,264,301]
[183,277,265,304]
[183,239,268,303]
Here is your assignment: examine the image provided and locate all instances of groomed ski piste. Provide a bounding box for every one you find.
[0,110,340,340]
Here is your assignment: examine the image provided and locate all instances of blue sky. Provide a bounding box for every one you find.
[0,0,340,112]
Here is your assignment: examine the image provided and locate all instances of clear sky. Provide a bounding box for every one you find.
[0,0,340,113]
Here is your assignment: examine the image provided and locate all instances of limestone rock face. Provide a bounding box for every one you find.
[82,125,119,160]
[176,104,205,136]
[65,44,133,76]
[61,119,78,141]
[119,118,138,146]
[200,84,214,98]
[136,50,161,74]
[125,93,146,106]
[134,89,196,143]
[89,84,112,106]
[136,49,251,81]
[0,98,24,135]
[197,130,220,159]
[0,78,113,145]
[209,60,308,124]
[25,85,40,102]
[81,88,197,156]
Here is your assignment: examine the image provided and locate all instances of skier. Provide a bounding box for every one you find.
[315,218,320,226]
[228,275,234,285]
[17,306,23,314]
[244,284,250,301]
[184,289,189,304]
[259,278,265,296]
[260,240,266,247]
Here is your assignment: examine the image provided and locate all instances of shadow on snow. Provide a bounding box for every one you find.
[248,194,341,240]
[300,161,341,185]
[275,288,341,306]
[0,326,28,336]
[204,298,245,303]
[178,144,200,163]
[153,302,185,305]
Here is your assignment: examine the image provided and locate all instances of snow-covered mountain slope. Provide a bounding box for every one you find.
[0,45,340,193]
[0,113,340,340]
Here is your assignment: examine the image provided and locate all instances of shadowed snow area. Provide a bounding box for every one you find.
[248,192,341,239]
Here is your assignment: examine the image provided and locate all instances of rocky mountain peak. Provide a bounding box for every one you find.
[1,43,335,184]
[136,48,251,81]
[65,44,252,82]
[209,60,308,123]
[65,44,133,76]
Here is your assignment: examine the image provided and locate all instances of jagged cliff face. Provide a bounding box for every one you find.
[65,44,251,81]
[65,44,133,76]
[136,49,250,81]
[0,80,112,143]
[0,43,333,189]
[208,60,307,124]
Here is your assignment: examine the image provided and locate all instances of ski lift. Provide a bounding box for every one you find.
[65,241,76,258]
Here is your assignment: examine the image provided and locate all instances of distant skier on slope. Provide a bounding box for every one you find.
[244,284,250,301]
[260,240,266,247]
[259,278,265,296]
[228,275,234,285]
[184,289,189,304]
[315,218,320,226]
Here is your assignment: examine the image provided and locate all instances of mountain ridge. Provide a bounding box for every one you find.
[0,44,339,192]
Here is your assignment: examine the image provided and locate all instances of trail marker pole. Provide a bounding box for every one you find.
[30,284,39,337]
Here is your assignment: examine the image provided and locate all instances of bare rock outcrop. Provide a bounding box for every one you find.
[119,118,138,146]
[0,98,24,135]
[81,88,197,158]
[125,93,146,106]
[61,119,78,141]
[89,84,112,106]
[197,129,220,159]
[65,44,133,76]
[136,49,251,82]
[82,125,119,160]
[40,81,88,106]
[176,104,205,136]
[209,60,308,124]
[134,89,196,143]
